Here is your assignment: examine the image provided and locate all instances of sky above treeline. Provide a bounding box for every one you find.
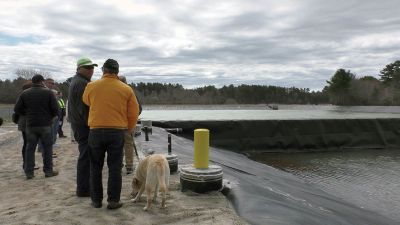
[0,0,399,90]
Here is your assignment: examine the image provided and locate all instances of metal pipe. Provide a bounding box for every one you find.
[168,133,172,154]
[165,128,183,134]
[144,127,149,141]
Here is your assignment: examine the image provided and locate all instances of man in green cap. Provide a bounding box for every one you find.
[68,57,98,197]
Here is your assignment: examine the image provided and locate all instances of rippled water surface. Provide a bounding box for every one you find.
[249,149,400,222]
[140,105,400,121]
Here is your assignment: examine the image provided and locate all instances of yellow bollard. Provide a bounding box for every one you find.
[194,129,209,169]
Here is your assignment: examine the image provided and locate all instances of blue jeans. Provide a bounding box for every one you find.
[88,129,124,203]
[25,126,54,175]
[71,123,91,194]
[21,131,28,170]
[52,116,58,144]
[38,117,58,151]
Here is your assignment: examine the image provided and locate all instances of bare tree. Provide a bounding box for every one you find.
[15,68,53,79]
[350,78,381,105]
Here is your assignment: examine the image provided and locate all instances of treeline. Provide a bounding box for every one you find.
[0,69,70,104]
[0,77,327,105]
[1,59,399,105]
[131,83,327,104]
[0,75,70,104]
[325,60,400,105]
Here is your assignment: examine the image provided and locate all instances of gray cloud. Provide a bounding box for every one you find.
[0,0,399,90]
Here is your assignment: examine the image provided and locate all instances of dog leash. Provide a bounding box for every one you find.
[133,139,140,160]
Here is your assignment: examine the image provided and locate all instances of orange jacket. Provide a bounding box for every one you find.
[82,74,139,130]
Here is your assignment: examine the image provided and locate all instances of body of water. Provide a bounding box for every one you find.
[249,149,400,222]
[0,105,13,122]
[140,104,400,121]
[2,104,400,121]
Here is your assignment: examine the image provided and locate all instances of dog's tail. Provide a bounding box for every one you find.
[156,160,167,193]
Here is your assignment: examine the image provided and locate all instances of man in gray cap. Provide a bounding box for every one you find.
[68,57,98,197]
[118,75,142,174]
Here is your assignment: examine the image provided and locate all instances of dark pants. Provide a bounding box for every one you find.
[25,126,53,175]
[52,116,58,144]
[58,115,65,136]
[71,123,91,194]
[38,117,58,151]
[88,129,124,203]
[21,131,26,169]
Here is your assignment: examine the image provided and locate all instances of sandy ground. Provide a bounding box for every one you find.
[0,123,247,225]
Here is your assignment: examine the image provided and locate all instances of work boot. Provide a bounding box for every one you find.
[107,201,123,210]
[45,170,59,178]
[76,191,90,197]
[91,201,102,208]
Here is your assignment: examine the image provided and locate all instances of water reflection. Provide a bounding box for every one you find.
[140,106,400,121]
[249,149,400,222]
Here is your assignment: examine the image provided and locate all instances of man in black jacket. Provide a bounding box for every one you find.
[68,57,97,197]
[14,74,59,179]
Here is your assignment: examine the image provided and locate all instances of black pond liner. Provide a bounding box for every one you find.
[148,119,400,225]
[153,119,400,152]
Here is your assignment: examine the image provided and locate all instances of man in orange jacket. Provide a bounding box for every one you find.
[83,59,139,209]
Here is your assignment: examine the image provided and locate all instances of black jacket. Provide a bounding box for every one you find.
[68,73,90,126]
[14,84,59,127]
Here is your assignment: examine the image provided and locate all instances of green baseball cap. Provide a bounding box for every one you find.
[77,57,98,68]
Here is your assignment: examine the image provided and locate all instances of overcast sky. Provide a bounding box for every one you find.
[0,0,399,90]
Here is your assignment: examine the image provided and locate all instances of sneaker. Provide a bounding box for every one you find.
[34,166,40,170]
[107,201,123,210]
[45,170,59,178]
[76,191,90,197]
[59,135,67,138]
[126,168,133,174]
[91,201,102,208]
[26,174,34,179]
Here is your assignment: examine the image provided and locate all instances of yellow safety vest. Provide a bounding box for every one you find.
[58,99,66,109]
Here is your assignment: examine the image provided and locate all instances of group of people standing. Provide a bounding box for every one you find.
[15,57,140,210]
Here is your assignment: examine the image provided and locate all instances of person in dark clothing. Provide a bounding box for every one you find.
[118,75,142,174]
[16,81,33,170]
[14,74,59,179]
[68,57,97,197]
[38,80,59,153]
[45,78,60,145]
[56,91,67,138]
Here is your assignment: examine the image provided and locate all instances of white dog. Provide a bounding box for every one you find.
[131,154,170,211]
